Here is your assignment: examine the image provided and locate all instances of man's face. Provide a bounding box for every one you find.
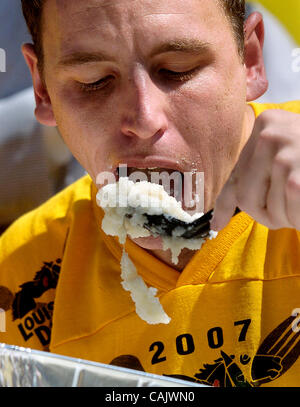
[42,0,248,212]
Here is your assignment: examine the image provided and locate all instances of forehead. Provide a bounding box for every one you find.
[43,0,229,57]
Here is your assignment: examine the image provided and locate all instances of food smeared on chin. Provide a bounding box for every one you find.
[97,177,217,262]
[96,176,218,325]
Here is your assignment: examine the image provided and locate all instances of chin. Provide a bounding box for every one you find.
[130,235,164,250]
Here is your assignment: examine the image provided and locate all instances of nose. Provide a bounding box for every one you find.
[120,69,168,140]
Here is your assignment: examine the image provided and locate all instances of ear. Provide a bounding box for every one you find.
[244,12,268,101]
[22,43,57,127]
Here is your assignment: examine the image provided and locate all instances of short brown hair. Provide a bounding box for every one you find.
[21,0,45,72]
[218,0,246,56]
[21,0,245,71]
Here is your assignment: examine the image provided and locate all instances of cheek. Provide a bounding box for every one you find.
[170,64,246,150]
[169,65,247,200]
[47,86,118,178]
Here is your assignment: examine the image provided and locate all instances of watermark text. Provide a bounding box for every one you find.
[0,48,6,73]
[96,165,204,213]
[291,308,300,333]
[291,48,300,73]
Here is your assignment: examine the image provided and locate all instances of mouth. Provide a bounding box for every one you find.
[97,161,210,262]
[110,156,204,213]
[117,166,184,202]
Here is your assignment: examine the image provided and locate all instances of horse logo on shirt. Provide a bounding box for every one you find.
[12,259,61,320]
[110,314,300,387]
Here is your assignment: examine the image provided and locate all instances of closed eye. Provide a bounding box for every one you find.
[79,75,114,92]
[159,67,201,82]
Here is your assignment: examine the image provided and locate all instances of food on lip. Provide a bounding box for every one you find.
[96,176,217,325]
[97,177,215,263]
[117,166,184,178]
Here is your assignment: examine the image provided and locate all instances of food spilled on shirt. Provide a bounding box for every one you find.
[96,176,218,325]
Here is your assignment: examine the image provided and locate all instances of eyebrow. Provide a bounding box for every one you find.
[58,51,115,67]
[149,39,212,57]
[57,39,211,68]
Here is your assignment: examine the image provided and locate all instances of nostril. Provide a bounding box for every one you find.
[124,129,138,138]
[121,100,168,140]
[153,128,165,141]
[121,124,166,141]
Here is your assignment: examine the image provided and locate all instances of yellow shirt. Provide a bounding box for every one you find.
[0,101,300,387]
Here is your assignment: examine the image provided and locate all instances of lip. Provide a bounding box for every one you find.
[130,235,164,250]
[109,156,203,212]
[114,156,187,180]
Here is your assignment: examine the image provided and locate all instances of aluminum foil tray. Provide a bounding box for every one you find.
[0,343,206,387]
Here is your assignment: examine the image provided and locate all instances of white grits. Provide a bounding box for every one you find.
[96,177,218,325]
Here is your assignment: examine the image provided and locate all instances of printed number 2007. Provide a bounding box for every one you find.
[149,319,251,365]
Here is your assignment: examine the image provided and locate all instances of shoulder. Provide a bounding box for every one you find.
[0,175,95,350]
[0,174,93,274]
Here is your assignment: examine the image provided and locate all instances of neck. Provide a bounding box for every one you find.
[147,247,197,272]
[243,103,256,148]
